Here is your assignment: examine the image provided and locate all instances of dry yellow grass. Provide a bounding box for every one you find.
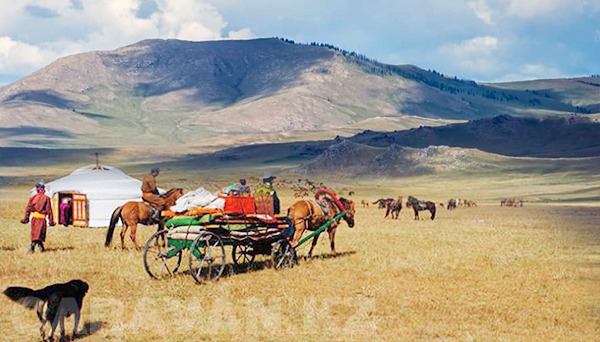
[1,182,599,341]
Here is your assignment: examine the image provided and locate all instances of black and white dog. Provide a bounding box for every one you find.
[4,279,89,341]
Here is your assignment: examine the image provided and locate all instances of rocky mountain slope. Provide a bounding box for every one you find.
[350,114,600,158]
[296,139,600,178]
[1,38,598,149]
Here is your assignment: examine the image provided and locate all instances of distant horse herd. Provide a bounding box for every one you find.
[500,198,524,207]
[364,196,481,221]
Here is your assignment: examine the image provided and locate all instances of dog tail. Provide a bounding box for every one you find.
[3,287,43,309]
[105,205,123,247]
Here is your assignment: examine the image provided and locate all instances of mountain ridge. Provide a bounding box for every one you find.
[1,38,598,149]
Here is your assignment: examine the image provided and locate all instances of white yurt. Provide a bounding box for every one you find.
[45,165,142,227]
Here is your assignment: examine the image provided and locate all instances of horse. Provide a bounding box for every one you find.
[406,196,436,220]
[104,188,184,250]
[373,198,393,209]
[360,199,369,208]
[287,193,355,259]
[385,196,402,219]
[447,198,457,210]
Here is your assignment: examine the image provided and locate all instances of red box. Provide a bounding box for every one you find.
[255,193,274,216]
[223,196,256,215]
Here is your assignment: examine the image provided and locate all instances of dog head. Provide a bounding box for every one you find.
[68,279,89,294]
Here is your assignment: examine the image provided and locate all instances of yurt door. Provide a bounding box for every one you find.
[52,193,59,225]
[72,194,89,227]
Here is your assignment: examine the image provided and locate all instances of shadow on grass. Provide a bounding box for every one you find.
[75,321,105,340]
[224,250,358,277]
[43,246,75,253]
[297,250,357,262]
[147,249,358,283]
[0,246,17,252]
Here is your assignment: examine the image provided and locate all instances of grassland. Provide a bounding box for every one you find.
[1,176,599,341]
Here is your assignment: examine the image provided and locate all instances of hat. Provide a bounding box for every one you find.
[261,172,276,181]
[151,167,160,173]
[35,181,45,188]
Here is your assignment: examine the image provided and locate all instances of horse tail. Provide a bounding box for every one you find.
[105,206,123,246]
[430,204,436,220]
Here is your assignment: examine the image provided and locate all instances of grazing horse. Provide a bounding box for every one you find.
[385,196,403,219]
[373,198,393,209]
[105,188,184,250]
[287,192,355,259]
[360,199,368,208]
[406,196,436,220]
[447,198,457,210]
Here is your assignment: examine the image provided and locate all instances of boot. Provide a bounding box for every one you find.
[151,206,164,224]
[38,242,45,252]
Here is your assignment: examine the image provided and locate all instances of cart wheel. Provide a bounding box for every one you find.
[188,231,226,284]
[232,243,256,269]
[271,239,296,270]
[143,229,182,279]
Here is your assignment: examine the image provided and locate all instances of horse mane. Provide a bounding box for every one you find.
[339,197,353,210]
[339,197,349,209]
[164,188,183,196]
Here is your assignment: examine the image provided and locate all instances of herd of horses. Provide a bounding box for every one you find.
[366,196,479,221]
[500,198,524,207]
[369,196,437,220]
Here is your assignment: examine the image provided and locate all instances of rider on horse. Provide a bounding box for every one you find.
[141,167,167,221]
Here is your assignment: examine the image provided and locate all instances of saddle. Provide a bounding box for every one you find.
[146,204,162,223]
[317,201,330,217]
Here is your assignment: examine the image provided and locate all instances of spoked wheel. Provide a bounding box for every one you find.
[232,243,256,270]
[271,239,296,270]
[143,229,182,279]
[188,231,226,284]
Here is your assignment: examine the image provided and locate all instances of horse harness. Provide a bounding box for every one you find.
[302,199,333,223]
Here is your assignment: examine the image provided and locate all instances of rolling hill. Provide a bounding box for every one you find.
[350,114,600,158]
[0,38,598,151]
[118,114,598,179]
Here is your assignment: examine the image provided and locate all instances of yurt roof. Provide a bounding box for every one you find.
[46,165,142,200]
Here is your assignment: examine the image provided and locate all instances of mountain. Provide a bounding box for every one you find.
[297,139,600,178]
[350,114,600,158]
[1,38,598,150]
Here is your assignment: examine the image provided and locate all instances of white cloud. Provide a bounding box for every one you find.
[227,28,254,40]
[494,64,565,82]
[0,0,255,78]
[468,0,495,25]
[437,36,501,77]
[0,37,60,74]
[439,35,499,58]
[504,0,600,19]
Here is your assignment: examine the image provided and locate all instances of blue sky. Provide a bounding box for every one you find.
[0,0,598,85]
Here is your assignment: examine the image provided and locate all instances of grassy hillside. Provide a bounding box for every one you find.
[351,114,600,158]
[1,38,597,150]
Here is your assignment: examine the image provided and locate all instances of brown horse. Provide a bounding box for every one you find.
[287,195,355,259]
[385,196,402,219]
[406,195,436,220]
[104,188,183,250]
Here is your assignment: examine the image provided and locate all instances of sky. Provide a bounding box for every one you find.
[0,0,599,85]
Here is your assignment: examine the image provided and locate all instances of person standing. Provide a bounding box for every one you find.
[256,173,280,214]
[141,167,166,220]
[238,178,251,195]
[21,182,55,253]
[59,198,72,226]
